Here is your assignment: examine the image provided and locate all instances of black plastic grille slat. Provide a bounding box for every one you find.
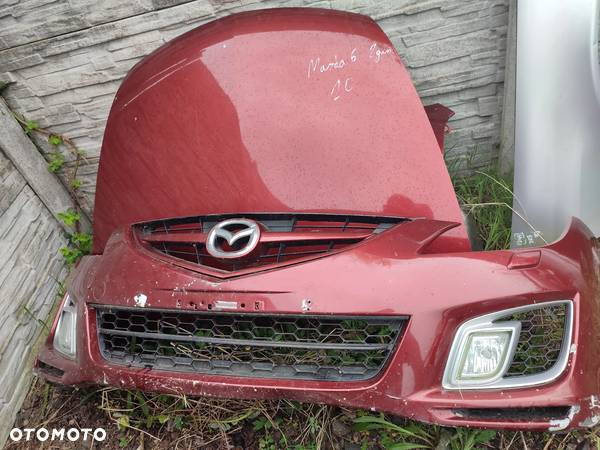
[96,307,407,381]
[454,406,571,421]
[136,214,406,272]
[142,213,406,234]
[499,304,567,377]
[257,242,355,260]
[37,361,65,378]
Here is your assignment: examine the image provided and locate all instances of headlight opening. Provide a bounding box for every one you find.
[53,293,77,358]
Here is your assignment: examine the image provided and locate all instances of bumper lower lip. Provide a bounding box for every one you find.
[34,340,587,431]
[35,218,600,431]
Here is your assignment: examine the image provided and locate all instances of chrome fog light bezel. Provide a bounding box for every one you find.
[443,300,573,390]
[53,293,77,359]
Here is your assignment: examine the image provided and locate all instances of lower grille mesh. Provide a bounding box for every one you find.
[500,303,567,377]
[96,307,407,381]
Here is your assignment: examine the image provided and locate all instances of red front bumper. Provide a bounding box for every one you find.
[36,218,600,431]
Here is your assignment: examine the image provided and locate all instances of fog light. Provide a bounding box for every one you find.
[444,319,520,389]
[53,294,77,358]
[457,331,512,380]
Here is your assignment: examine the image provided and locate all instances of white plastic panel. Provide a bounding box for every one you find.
[512,0,600,247]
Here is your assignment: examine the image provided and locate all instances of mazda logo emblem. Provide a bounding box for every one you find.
[206,219,261,259]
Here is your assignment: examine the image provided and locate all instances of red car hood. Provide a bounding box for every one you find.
[93,8,468,253]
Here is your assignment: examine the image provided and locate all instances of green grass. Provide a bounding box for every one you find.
[17,380,592,450]
[453,169,514,251]
[354,413,496,450]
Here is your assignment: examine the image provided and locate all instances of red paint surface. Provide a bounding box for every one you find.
[38,9,600,431]
[93,8,468,253]
[38,218,600,430]
[424,103,455,152]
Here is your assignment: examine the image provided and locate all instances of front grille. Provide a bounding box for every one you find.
[96,307,407,381]
[499,303,568,377]
[135,214,405,273]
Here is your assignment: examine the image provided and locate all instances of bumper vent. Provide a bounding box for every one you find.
[499,303,568,377]
[453,406,572,422]
[443,300,572,390]
[134,214,405,274]
[96,307,407,381]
